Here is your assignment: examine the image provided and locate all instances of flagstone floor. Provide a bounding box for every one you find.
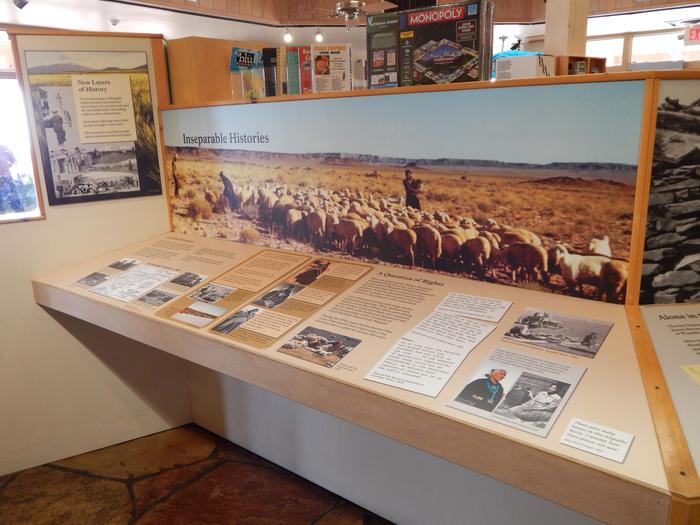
[0,424,392,524]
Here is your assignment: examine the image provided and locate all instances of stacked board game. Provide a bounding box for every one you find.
[366,1,492,88]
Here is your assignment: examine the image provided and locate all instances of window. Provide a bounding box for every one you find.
[631,32,700,64]
[586,38,624,68]
[0,31,42,222]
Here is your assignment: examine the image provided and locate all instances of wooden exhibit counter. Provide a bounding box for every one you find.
[31,232,698,524]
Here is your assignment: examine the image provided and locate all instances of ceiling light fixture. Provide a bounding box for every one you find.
[314,27,324,43]
[13,0,29,9]
[283,28,293,43]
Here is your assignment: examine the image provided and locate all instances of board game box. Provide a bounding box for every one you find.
[367,1,492,88]
[366,11,400,89]
[400,1,487,86]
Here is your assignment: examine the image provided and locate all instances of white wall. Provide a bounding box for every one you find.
[0,195,192,476]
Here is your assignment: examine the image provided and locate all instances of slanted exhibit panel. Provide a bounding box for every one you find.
[33,232,668,524]
[32,73,700,524]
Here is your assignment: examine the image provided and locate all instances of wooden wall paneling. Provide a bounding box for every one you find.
[252,0,265,18]
[239,0,252,16]
[212,0,227,13]
[227,0,240,16]
[531,0,546,22]
[199,0,215,11]
[590,0,700,16]
[626,78,658,306]
[263,0,277,19]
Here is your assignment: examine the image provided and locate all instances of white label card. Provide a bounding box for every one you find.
[436,293,512,323]
[560,418,634,463]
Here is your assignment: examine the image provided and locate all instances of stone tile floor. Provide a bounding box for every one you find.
[0,425,393,524]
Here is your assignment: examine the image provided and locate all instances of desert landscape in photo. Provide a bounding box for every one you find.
[167,146,635,303]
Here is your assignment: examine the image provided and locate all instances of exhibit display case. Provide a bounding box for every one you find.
[26,60,700,523]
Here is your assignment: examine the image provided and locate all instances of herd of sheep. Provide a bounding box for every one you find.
[199,172,629,303]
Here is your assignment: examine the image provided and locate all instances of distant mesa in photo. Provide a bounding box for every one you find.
[27,63,148,75]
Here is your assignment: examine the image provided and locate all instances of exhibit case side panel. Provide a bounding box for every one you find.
[627,306,700,501]
[641,78,700,305]
[161,79,646,305]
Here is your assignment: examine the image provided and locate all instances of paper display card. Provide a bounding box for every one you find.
[311,44,351,93]
[436,292,511,322]
[279,326,362,369]
[503,308,613,359]
[449,347,586,437]
[560,418,634,463]
[89,264,179,302]
[365,313,495,397]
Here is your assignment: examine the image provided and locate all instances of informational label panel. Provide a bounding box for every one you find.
[35,232,673,495]
[157,249,311,330]
[642,305,700,468]
[71,75,138,143]
[560,418,634,464]
[366,313,495,397]
[20,46,162,205]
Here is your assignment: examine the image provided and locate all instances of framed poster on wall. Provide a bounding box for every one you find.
[15,38,163,206]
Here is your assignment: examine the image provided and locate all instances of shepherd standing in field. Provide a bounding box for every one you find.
[403,169,422,211]
[171,152,181,197]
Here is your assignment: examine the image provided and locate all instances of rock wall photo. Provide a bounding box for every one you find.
[642,80,700,304]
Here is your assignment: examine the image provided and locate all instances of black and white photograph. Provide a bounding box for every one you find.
[171,301,228,328]
[188,283,235,304]
[211,306,261,335]
[642,79,700,304]
[293,260,330,286]
[170,271,207,288]
[108,258,140,271]
[448,347,586,438]
[136,288,178,307]
[492,372,571,430]
[453,368,510,413]
[503,308,613,358]
[76,272,109,287]
[279,326,361,368]
[253,283,303,309]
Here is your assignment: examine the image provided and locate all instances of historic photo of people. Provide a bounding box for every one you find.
[503,308,613,358]
[279,326,361,368]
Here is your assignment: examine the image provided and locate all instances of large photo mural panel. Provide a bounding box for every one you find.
[641,79,700,304]
[161,81,645,303]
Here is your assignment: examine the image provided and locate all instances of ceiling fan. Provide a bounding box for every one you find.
[328,1,398,30]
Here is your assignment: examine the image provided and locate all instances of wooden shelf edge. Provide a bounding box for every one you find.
[625,305,700,501]
[32,279,670,525]
[159,70,700,111]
